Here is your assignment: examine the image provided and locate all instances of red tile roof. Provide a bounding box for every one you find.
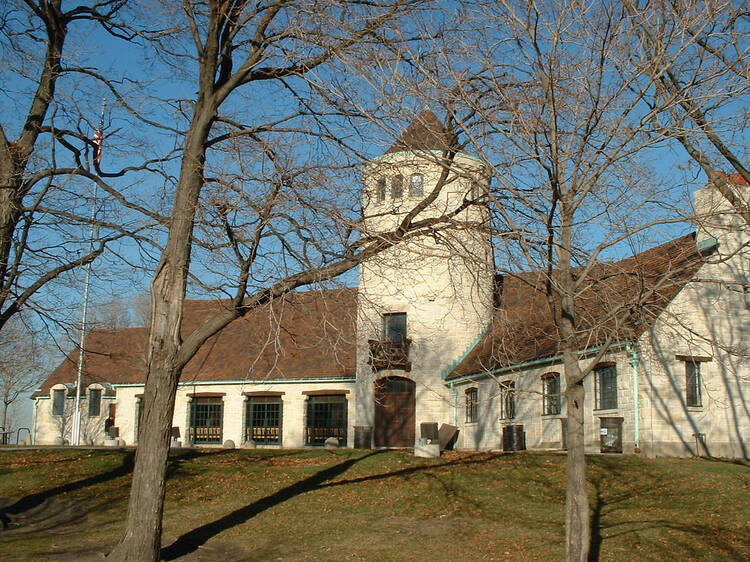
[35,288,357,396]
[447,233,709,380]
[715,170,750,186]
[386,110,456,154]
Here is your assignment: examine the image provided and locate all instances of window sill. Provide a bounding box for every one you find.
[541,413,562,418]
[594,409,619,415]
[464,421,478,426]
[687,406,704,412]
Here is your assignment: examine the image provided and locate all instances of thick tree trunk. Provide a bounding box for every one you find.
[564,373,589,562]
[108,108,215,561]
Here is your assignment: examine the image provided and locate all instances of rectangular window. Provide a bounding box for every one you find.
[383,312,407,341]
[500,381,515,420]
[376,177,386,202]
[595,365,618,410]
[189,398,224,444]
[88,388,101,417]
[245,397,282,444]
[391,174,404,199]
[686,361,702,407]
[465,388,478,423]
[306,395,347,446]
[53,389,65,416]
[471,181,482,199]
[542,373,561,415]
[409,174,424,197]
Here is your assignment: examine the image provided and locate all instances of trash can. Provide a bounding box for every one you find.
[354,426,372,449]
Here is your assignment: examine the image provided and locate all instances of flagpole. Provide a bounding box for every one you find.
[71,99,105,446]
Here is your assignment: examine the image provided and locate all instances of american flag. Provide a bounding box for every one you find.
[93,98,105,166]
[93,128,103,166]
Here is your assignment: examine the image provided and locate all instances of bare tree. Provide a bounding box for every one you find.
[104,2,483,560]
[623,0,750,221]
[403,2,703,559]
[0,316,45,441]
[0,0,165,345]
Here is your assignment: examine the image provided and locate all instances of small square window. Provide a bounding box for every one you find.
[410,174,424,197]
[391,175,404,199]
[686,361,702,407]
[465,388,478,423]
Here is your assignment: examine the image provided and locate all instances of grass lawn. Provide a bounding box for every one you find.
[0,448,747,561]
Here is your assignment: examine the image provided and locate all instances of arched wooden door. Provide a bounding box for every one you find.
[374,377,415,447]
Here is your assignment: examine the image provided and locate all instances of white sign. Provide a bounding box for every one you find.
[600,428,608,435]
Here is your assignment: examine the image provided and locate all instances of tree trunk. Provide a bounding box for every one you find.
[107,107,215,561]
[564,374,589,562]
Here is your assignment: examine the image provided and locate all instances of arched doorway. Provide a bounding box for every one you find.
[374,376,415,447]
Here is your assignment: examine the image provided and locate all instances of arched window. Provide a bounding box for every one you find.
[409,174,423,197]
[542,373,561,415]
[376,177,386,202]
[391,174,404,199]
[499,380,515,419]
[465,387,478,423]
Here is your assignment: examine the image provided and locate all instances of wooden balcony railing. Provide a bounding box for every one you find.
[368,338,412,371]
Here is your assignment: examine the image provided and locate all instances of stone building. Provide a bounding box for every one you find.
[31,111,749,458]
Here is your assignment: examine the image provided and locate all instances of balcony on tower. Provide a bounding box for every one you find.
[368,312,411,371]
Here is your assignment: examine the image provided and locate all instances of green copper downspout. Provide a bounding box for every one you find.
[451,383,458,426]
[32,398,39,445]
[626,343,640,450]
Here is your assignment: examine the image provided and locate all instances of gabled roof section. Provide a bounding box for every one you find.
[385,109,456,154]
[35,288,358,397]
[448,233,709,380]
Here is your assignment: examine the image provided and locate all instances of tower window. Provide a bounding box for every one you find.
[410,174,424,197]
[392,175,404,199]
[376,178,386,202]
[383,312,407,341]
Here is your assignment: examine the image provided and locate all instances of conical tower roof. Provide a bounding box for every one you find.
[385,109,456,154]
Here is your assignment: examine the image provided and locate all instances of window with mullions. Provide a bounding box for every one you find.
[306,395,347,446]
[391,174,404,199]
[88,388,101,417]
[499,381,515,420]
[409,174,424,197]
[594,365,618,410]
[465,388,478,423]
[686,361,702,407]
[542,373,561,415]
[245,397,282,444]
[189,398,224,444]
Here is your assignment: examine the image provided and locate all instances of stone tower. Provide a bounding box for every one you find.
[354,110,495,447]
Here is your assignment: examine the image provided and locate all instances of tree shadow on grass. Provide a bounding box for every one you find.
[160,450,383,560]
[161,450,522,560]
[0,448,232,530]
[586,459,749,561]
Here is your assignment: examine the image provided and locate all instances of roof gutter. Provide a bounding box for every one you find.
[446,341,632,386]
[111,377,356,388]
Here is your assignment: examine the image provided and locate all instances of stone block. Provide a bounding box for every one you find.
[414,442,440,458]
